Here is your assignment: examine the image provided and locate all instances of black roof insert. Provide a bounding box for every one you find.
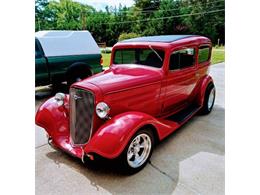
[121,35,197,43]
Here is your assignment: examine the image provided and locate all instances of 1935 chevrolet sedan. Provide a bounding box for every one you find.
[36,35,216,173]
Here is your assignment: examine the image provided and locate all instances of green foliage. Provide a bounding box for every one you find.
[35,0,49,31]
[35,0,94,31]
[35,0,225,46]
[118,33,140,41]
[134,0,160,10]
[182,0,225,44]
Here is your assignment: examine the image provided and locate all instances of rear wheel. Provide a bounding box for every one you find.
[201,83,216,114]
[120,129,154,174]
[67,66,92,87]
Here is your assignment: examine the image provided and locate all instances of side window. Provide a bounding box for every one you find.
[198,45,210,64]
[169,48,195,70]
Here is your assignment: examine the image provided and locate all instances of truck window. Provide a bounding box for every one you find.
[35,40,42,58]
[169,48,195,70]
[114,48,165,68]
[198,46,210,64]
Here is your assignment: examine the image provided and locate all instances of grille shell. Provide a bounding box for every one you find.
[70,87,95,145]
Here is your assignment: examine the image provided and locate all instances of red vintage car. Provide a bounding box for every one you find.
[36,35,215,173]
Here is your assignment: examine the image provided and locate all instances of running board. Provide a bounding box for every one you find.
[166,104,201,124]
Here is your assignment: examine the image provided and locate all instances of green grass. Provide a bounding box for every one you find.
[101,53,111,67]
[101,46,225,67]
[211,47,225,64]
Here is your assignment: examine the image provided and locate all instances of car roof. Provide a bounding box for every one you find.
[114,35,211,49]
[120,35,197,43]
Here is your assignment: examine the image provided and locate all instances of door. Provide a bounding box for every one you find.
[162,47,198,114]
[35,39,49,85]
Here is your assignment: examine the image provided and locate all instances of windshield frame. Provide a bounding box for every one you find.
[112,46,166,69]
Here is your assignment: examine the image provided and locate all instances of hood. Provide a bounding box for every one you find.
[78,65,162,94]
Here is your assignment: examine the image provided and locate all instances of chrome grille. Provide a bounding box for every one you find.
[70,88,94,145]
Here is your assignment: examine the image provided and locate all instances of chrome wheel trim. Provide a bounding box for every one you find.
[208,87,215,110]
[127,133,152,168]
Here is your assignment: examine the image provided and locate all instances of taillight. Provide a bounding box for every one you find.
[100,57,103,65]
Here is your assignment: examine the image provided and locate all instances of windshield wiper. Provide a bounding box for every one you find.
[148,45,162,62]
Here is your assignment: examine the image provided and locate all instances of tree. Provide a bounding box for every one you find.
[134,0,160,10]
[35,0,49,31]
[35,0,225,45]
[118,32,140,41]
[182,0,225,43]
[35,0,95,31]
[145,0,186,36]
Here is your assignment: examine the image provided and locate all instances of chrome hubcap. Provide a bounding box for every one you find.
[127,133,152,168]
[208,88,215,110]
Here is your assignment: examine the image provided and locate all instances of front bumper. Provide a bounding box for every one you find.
[47,134,90,163]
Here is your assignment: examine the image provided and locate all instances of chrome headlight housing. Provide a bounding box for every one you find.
[54,93,65,106]
[96,102,110,119]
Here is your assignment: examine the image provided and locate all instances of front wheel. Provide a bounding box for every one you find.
[120,129,154,174]
[201,83,216,114]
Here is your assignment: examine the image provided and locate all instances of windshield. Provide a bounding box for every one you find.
[113,48,165,68]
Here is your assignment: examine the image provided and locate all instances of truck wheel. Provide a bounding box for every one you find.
[201,83,216,114]
[67,66,92,87]
[120,128,154,174]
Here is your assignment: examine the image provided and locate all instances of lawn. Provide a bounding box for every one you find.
[101,47,225,67]
[211,47,225,64]
[101,53,111,67]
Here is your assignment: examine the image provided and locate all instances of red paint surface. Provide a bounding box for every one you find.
[36,36,214,160]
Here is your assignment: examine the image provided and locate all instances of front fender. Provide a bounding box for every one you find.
[84,111,158,159]
[35,95,70,137]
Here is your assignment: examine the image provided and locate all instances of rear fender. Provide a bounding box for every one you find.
[84,111,159,159]
[196,75,214,105]
[35,95,70,137]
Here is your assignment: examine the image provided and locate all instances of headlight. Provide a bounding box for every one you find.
[96,102,110,119]
[54,93,65,106]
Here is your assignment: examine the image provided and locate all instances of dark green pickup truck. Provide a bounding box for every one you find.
[35,31,103,86]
